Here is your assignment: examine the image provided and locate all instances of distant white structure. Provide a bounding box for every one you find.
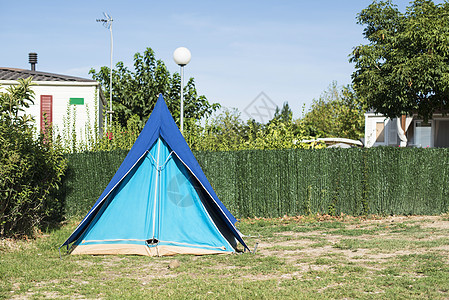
[0,66,105,141]
[300,137,363,148]
[364,110,449,148]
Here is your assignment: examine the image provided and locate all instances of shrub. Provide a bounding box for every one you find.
[0,78,67,237]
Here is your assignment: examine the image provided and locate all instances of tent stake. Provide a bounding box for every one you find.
[252,242,259,255]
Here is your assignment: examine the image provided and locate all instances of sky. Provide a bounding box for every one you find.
[0,0,418,121]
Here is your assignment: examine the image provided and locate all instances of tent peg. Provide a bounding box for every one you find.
[252,242,259,255]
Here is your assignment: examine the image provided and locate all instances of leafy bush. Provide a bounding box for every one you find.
[0,78,67,237]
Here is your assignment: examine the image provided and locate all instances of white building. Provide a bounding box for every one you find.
[365,110,449,148]
[0,67,105,141]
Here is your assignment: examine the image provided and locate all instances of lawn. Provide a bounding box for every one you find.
[1,214,449,299]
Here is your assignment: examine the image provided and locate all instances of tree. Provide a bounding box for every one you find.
[90,47,220,129]
[271,102,293,124]
[0,77,35,127]
[199,108,247,151]
[302,82,365,140]
[350,0,449,120]
[185,102,324,151]
[338,86,366,139]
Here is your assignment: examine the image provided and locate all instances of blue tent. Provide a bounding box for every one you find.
[61,95,248,256]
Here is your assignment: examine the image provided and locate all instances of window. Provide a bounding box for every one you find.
[434,120,449,148]
[40,95,53,132]
[414,121,432,148]
[388,118,398,145]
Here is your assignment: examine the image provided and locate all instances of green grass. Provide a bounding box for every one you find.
[1,215,449,299]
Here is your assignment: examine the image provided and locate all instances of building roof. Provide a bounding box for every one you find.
[0,67,96,83]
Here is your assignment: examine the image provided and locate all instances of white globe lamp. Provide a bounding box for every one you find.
[173,47,191,133]
[173,47,191,66]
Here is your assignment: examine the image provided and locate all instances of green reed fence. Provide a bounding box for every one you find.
[61,150,128,218]
[62,147,449,219]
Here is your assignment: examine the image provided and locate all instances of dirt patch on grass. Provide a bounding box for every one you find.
[251,215,449,273]
[0,238,36,253]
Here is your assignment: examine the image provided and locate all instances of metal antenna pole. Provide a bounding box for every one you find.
[109,20,113,126]
[96,13,114,129]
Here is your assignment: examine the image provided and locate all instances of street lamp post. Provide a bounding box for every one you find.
[96,13,114,128]
[173,47,191,134]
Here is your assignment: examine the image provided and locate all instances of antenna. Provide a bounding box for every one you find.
[96,12,113,29]
[96,12,114,129]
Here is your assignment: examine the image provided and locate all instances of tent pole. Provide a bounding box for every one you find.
[151,138,161,241]
[156,159,162,257]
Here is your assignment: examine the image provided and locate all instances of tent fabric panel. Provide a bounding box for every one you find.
[62,135,160,247]
[157,147,234,252]
[158,111,238,225]
[172,151,247,249]
[61,150,152,248]
[74,153,157,245]
[195,183,239,249]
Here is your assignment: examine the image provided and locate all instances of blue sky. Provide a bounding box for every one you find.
[1,0,417,120]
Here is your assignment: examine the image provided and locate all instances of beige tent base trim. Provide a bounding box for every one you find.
[70,244,233,256]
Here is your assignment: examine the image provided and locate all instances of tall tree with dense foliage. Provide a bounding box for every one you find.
[302,82,365,140]
[0,78,66,237]
[186,108,246,151]
[350,0,449,120]
[90,47,220,129]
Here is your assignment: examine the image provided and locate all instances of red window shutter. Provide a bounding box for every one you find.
[40,95,53,132]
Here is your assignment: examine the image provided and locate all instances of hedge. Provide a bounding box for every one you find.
[61,147,449,219]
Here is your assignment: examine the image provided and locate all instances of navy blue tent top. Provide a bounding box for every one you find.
[61,94,248,251]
